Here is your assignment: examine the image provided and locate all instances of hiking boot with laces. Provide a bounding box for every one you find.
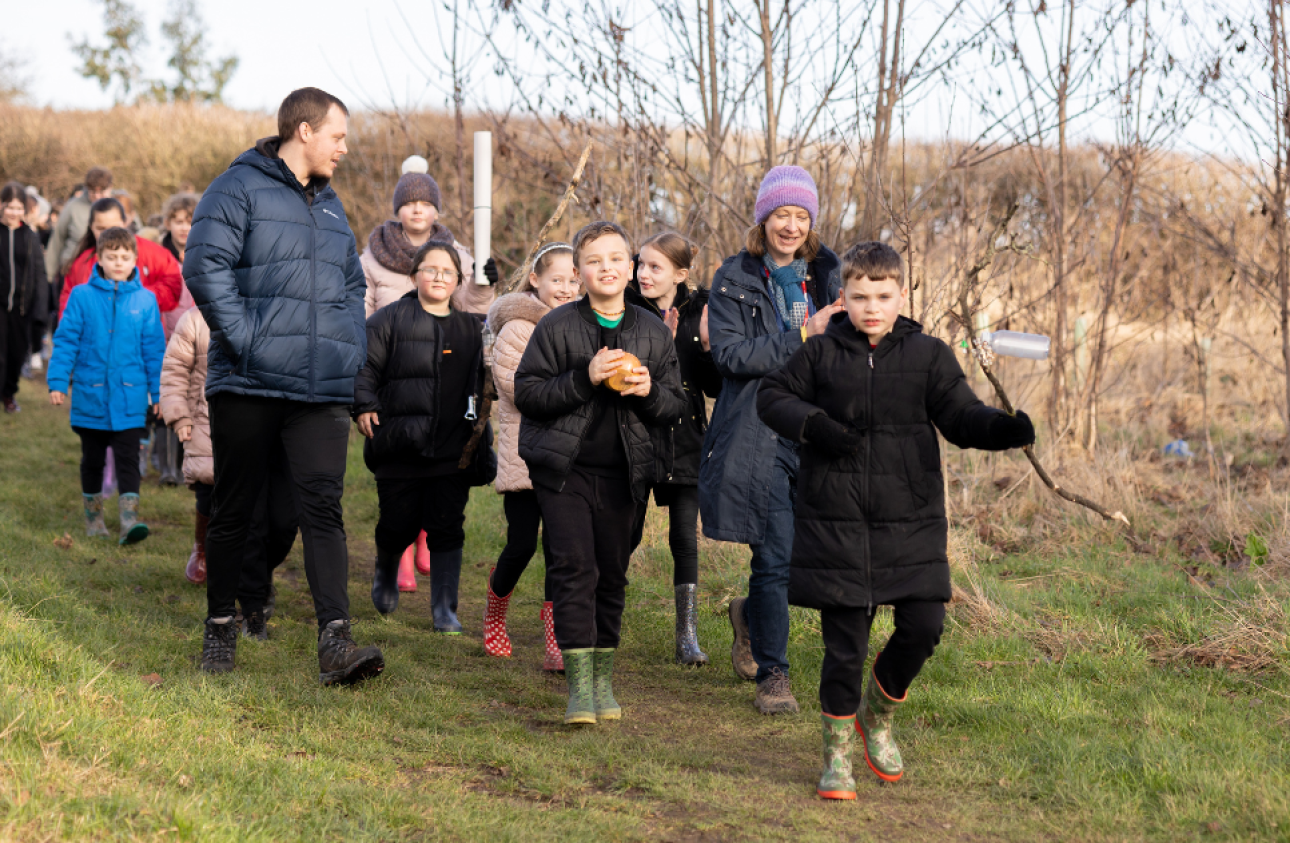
[242,608,268,641]
[754,666,799,715]
[728,597,757,681]
[317,619,385,687]
[200,617,237,674]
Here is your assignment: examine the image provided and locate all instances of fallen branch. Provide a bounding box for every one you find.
[500,140,594,295]
[953,205,1134,534]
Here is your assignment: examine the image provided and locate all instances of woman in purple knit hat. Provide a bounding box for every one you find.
[697,165,844,715]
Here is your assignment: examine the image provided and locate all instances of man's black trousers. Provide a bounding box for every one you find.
[206,393,350,628]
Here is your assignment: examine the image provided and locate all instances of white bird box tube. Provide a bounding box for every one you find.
[473,131,492,285]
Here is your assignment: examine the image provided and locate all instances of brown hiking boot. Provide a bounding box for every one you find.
[728,597,758,681]
[754,667,799,715]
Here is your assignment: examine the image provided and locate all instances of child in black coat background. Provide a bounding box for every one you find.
[756,242,1034,799]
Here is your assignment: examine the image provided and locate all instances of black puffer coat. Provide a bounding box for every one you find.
[2,223,48,323]
[353,293,483,471]
[626,283,722,484]
[514,296,687,502]
[757,314,1016,609]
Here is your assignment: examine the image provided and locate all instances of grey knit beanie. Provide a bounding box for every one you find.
[392,173,441,214]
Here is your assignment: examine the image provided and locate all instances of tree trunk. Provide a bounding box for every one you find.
[1047,0,1076,437]
[759,0,777,166]
[862,0,905,241]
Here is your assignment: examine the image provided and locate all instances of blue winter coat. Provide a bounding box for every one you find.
[698,247,842,544]
[47,267,165,431]
[184,140,367,403]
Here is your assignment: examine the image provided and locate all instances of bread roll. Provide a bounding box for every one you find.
[604,352,642,392]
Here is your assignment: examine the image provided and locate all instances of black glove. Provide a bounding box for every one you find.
[989,410,1035,449]
[483,257,499,286]
[803,413,863,458]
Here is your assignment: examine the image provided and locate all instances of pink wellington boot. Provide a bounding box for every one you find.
[541,601,564,672]
[482,569,512,658]
[398,544,417,592]
[414,530,431,575]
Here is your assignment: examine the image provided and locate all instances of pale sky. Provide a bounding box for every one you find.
[3,0,1254,160]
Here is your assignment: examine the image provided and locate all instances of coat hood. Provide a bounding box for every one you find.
[487,291,551,335]
[240,137,333,199]
[822,312,922,352]
[88,265,142,292]
[626,279,705,319]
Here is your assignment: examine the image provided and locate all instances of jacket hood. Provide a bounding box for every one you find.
[626,279,704,319]
[823,312,922,352]
[88,265,141,291]
[487,291,550,334]
[238,137,332,197]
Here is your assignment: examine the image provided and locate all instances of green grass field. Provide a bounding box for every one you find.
[1,389,1288,842]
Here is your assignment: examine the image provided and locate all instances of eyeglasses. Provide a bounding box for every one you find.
[416,267,460,282]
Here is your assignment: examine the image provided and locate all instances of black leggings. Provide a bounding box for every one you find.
[74,427,145,496]
[819,600,946,716]
[628,483,699,586]
[375,474,471,555]
[490,489,552,599]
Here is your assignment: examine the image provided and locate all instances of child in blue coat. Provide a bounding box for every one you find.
[48,227,166,545]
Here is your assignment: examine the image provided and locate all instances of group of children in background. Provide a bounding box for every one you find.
[31,159,1036,800]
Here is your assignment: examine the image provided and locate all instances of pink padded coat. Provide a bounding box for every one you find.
[158,307,213,486]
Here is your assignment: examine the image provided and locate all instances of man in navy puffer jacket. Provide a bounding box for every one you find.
[185,87,384,686]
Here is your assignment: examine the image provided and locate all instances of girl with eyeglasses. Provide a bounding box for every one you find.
[353,241,492,633]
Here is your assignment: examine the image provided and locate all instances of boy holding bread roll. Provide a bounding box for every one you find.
[514,220,686,725]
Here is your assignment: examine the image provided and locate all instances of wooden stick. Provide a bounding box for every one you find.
[500,140,594,295]
[954,205,1133,532]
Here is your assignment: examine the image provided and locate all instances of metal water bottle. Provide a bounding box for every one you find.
[981,330,1051,360]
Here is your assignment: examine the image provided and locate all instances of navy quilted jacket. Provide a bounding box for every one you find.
[184,141,367,403]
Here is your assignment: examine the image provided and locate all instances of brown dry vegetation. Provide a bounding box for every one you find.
[2,101,1288,663]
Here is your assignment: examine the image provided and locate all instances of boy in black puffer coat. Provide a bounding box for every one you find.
[515,221,686,726]
[756,242,1034,799]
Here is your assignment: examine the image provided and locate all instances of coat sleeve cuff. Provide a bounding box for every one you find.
[571,367,596,400]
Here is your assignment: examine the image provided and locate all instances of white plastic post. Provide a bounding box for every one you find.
[473,131,492,285]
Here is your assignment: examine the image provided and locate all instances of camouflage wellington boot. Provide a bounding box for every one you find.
[562,649,596,725]
[83,493,109,537]
[118,493,150,546]
[858,664,906,782]
[592,648,621,721]
[818,713,858,799]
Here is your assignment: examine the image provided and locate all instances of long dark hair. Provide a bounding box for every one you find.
[72,197,128,262]
[0,181,29,213]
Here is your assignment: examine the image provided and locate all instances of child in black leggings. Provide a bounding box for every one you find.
[47,227,165,546]
[757,242,1034,797]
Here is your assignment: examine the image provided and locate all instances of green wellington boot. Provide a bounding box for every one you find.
[118,493,150,546]
[592,648,621,721]
[858,663,906,782]
[562,649,596,725]
[817,714,857,800]
[83,493,109,537]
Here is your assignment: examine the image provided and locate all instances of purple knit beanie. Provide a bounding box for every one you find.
[392,173,442,214]
[754,166,819,227]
